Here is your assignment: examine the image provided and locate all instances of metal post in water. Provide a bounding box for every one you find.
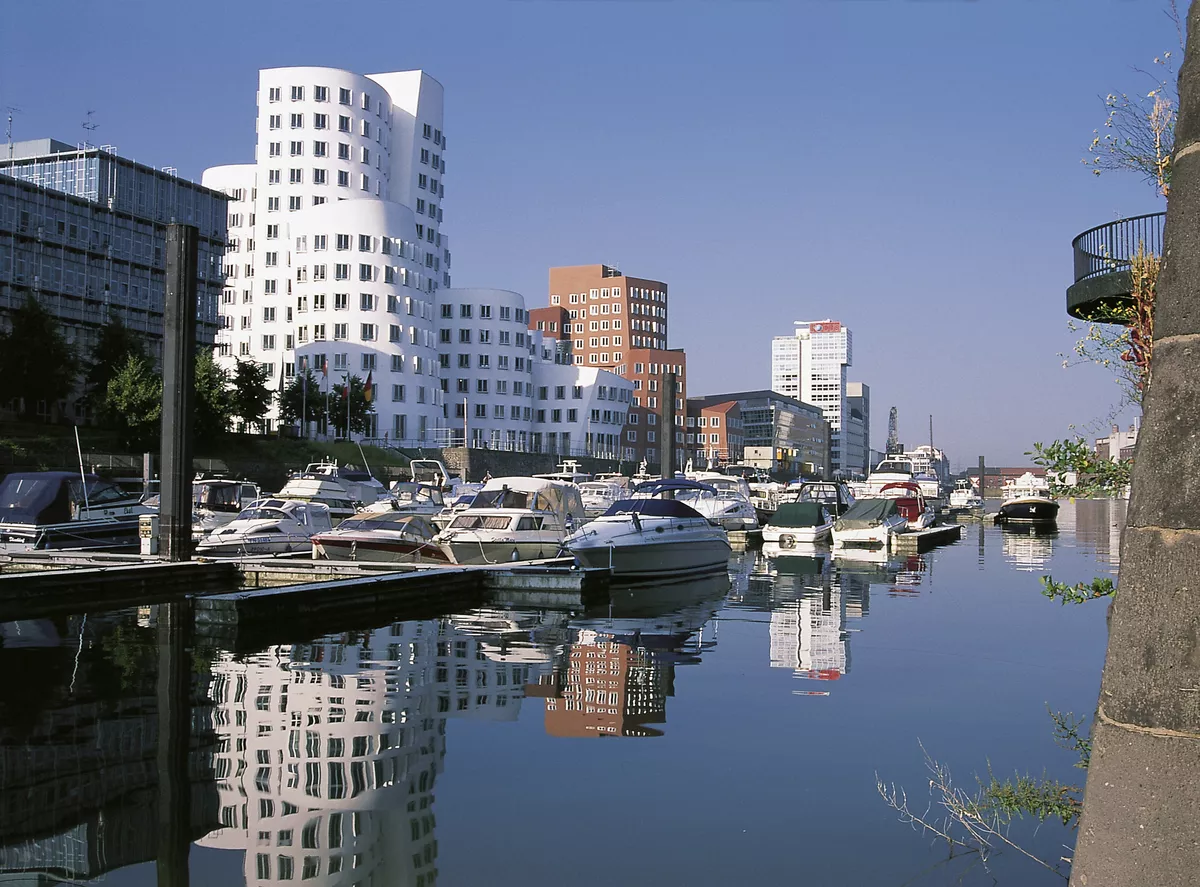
[156,600,193,886]
[978,455,986,500]
[159,224,198,561]
[662,371,677,480]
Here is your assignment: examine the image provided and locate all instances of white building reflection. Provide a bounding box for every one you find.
[1000,525,1057,573]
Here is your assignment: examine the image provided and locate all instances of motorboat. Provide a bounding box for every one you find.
[948,478,984,512]
[406,458,468,497]
[564,479,731,579]
[312,511,448,563]
[831,497,909,548]
[578,481,626,519]
[195,499,332,556]
[275,471,359,524]
[191,478,261,539]
[856,457,918,498]
[762,501,834,546]
[631,460,658,487]
[533,458,592,485]
[0,472,155,553]
[592,472,630,490]
[298,459,388,505]
[783,481,856,518]
[996,472,1059,524]
[360,482,445,517]
[434,477,586,565]
[432,484,484,531]
[879,482,936,530]
[677,472,759,531]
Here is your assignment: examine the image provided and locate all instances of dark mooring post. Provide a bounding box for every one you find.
[662,371,677,479]
[978,455,986,500]
[156,600,193,887]
[160,224,199,561]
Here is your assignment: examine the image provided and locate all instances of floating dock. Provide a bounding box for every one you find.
[892,523,963,553]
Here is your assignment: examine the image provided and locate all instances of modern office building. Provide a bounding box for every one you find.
[904,444,950,483]
[539,265,686,467]
[1095,419,1139,462]
[0,139,227,419]
[771,320,854,473]
[435,287,632,455]
[684,400,743,468]
[844,382,871,477]
[688,389,830,479]
[203,66,450,436]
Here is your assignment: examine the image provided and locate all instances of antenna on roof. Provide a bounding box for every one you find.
[5,106,21,160]
[81,110,99,148]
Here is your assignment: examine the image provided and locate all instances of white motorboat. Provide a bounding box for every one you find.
[592,472,630,490]
[677,472,759,531]
[578,481,626,519]
[858,457,918,497]
[0,471,156,553]
[564,478,731,579]
[533,458,592,485]
[431,484,484,531]
[360,482,445,517]
[948,478,984,512]
[299,459,389,505]
[275,472,359,524]
[782,481,856,518]
[762,500,834,545]
[434,477,586,565]
[831,497,909,548]
[195,499,332,556]
[879,482,936,530]
[406,458,468,498]
[311,511,449,564]
[191,478,261,539]
[996,473,1059,524]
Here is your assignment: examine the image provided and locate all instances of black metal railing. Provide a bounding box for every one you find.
[1072,212,1165,283]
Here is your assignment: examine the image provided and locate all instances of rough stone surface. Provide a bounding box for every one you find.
[1069,720,1200,887]
[1151,151,1200,341]
[1125,338,1200,530]
[1098,525,1200,733]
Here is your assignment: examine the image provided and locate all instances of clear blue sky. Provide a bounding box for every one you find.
[0,1,1177,466]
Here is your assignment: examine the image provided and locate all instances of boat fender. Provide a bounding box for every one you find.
[655,526,665,534]
[780,534,796,549]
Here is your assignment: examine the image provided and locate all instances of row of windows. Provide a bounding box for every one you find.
[267,84,375,111]
[439,328,528,347]
[439,303,527,323]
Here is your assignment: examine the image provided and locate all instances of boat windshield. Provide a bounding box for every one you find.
[196,483,242,513]
[392,484,442,506]
[236,507,289,522]
[874,461,913,475]
[338,513,435,536]
[580,483,617,496]
[450,514,514,530]
[471,488,533,510]
[799,485,838,505]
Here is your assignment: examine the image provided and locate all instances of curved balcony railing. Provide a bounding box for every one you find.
[1072,212,1165,283]
[1067,212,1164,322]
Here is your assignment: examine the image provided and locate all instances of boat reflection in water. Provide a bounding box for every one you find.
[1000,523,1058,573]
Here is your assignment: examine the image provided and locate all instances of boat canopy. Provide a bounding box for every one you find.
[835,497,902,529]
[602,498,706,519]
[470,477,585,521]
[389,483,444,506]
[0,472,130,525]
[770,502,828,528]
[634,478,718,497]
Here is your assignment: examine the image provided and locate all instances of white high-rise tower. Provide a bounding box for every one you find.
[771,320,853,473]
[204,66,450,440]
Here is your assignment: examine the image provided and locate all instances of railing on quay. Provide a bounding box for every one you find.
[1072,212,1166,283]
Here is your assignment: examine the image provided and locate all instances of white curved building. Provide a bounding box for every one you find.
[203,66,449,438]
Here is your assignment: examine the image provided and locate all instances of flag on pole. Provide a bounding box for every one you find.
[363,371,374,403]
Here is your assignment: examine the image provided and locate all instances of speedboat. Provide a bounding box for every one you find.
[564,478,730,579]
[948,478,984,512]
[762,501,834,546]
[858,457,918,497]
[0,471,155,553]
[311,511,448,563]
[361,482,444,517]
[831,498,908,548]
[406,458,468,498]
[434,477,586,564]
[880,482,936,530]
[275,471,359,524]
[996,473,1059,524]
[677,472,759,531]
[783,481,856,518]
[195,499,332,556]
[299,459,389,505]
[578,481,625,519]
[191,478,261,539]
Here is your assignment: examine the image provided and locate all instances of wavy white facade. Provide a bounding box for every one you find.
[203,66,449,438]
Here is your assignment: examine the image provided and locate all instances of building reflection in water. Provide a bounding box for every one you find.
[1000,524,1058,573]
[1071,498,1127,569]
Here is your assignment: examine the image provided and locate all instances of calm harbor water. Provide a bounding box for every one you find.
[0,500,1123,886]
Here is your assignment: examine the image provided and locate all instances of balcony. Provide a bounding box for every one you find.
[1067,212,1165,323]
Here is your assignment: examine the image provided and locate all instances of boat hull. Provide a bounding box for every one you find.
[997,498,1060,523]
[313,535,448,563]
[761,523,833,545]
[195,536,312,556]
[439,537,563,565]
[0,518,143,554]
[570,536,731,578]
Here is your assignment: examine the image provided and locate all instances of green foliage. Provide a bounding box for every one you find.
[1041,575,1116,605]
[84,318,145,406]
[278,369,325,429]
[193,351,233,449]
[230,359,275,431]
[0,297,77,418]
[1028,437,1131,498]
[330,374,376,437]
[973,767,1082,828]
[1050,709,1092,770]
[102,354,162,450]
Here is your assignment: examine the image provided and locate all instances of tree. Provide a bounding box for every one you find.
[84,318,144,407]
[330,374,376,438]
[102,354,162,450]
[0,297,77,419]
[230,359,274,432]
[278,369,324,432]
[193,351,233,449]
